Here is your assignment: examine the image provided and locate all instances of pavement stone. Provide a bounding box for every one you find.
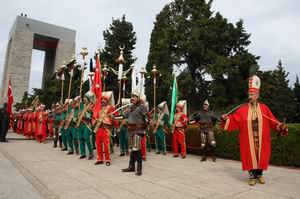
[0,132,299,199]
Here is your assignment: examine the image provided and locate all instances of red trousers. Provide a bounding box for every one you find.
[173,130,186,156]
[96,128,111,162]
[36,133,47,142]
[141,135,146,159]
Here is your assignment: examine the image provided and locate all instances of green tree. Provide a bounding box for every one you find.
[293,76,300,122]
[101,15,137,102]
[146,0,258,112]
[260,60,296,122]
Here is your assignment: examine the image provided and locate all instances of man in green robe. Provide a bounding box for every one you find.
[78,91,95,160]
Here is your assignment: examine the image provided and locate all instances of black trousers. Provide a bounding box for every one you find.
[130,150,142,166]
[249,169,263,179]
[0,122,9,140]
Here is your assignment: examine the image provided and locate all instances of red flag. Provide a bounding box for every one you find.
[92,53,102,120]
[7,77,13,115]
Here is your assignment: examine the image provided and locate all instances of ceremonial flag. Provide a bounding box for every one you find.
[7,77,13,115]
[92,53,102,120]
[169,76,178,124]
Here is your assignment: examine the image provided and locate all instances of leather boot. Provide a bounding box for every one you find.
[135,162,142,176]
[122,162,135,172]
[211,147,216,162]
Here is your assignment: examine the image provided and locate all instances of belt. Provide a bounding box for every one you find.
[100,124,112,129]
[127,124,146,131]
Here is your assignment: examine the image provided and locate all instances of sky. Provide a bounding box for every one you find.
[0,0,299,94]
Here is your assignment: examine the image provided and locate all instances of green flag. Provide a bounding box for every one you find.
[169,76,178,124]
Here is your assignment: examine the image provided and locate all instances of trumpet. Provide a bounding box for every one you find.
[76,103,92,128]
[93,108,107,133]
[64,110,74,129]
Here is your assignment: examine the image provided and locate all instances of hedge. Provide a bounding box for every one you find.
[215,123,300,167]
[149,123,300,167]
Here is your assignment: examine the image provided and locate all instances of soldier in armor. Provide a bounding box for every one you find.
[53,103,62,148]
[172,100,188,158]
[78,91,95,160]
[94,91,119,166]
[151,101,170,155]
[121,90,148,176]
[65,98,79,155]
[193,100,217,162]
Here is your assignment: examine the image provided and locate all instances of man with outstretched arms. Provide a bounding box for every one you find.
[193,100,217,162]
[221,75,288,186]
[121,90,148,176]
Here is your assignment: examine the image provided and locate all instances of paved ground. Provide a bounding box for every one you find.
[0,132,299,199]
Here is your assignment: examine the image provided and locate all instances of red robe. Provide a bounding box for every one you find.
[31,112,36,137]
[173,112,188,156]
[95,105,119,162]
[17,113,23,134]
[48,117,54,137]
[23,113,29,137]
[36,111,48,142]
[221,103,287,171]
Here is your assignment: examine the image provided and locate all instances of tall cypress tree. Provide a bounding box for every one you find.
[293,76,300,122]
[260,60,296,122]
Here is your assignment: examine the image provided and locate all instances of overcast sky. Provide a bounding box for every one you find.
[0,0,299,93]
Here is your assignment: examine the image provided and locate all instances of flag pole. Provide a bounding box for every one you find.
[151,65,159,118]
[116,46,125,107]
[79,47,88,99]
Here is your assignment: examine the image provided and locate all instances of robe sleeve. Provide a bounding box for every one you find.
[180,114,188,128]
[265,106,288,136]
[221,109,240,132]
[111,107,120,128]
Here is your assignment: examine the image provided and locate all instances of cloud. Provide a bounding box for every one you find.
[0,0,299,92]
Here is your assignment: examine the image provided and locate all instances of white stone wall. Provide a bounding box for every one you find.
[1,30,33,103]
[54,40,76,70]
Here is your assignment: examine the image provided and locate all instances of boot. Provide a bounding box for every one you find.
[201,155,207,162]
[122,162,135,172]
[211,147,216,162]
[135,162,142,176]
[119,152,125,157]
[88,154,94,160]
[201,148,207,161]
[59,138,63,148]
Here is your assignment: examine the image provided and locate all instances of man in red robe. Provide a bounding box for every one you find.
[221,75,288,186]
[172,100,188,158]
[36,104,48,143]
[94,91,119,166]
